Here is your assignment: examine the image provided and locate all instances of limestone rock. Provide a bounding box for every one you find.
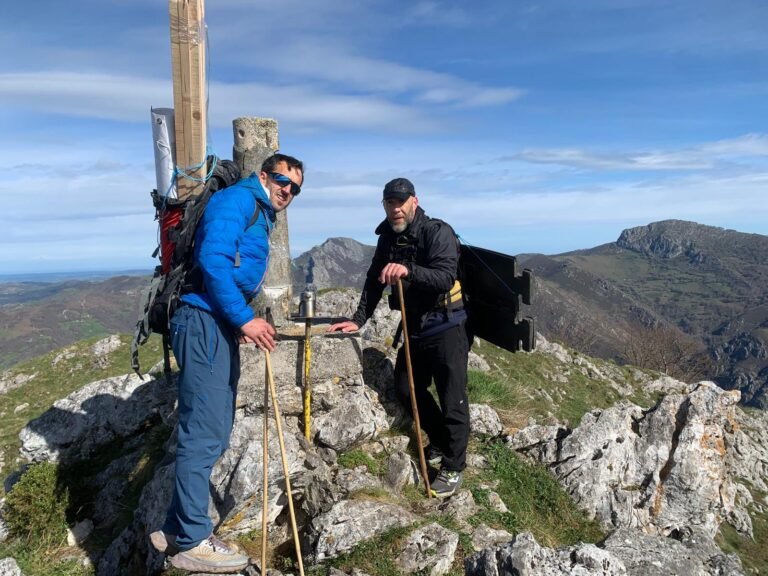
[469,404,503,437]
[0,499,8,543]
[0,372,36,395]
[66,519,93,546]
[429,489,477,530]
[0,558,23,576]
[238,334,363,416]
[471,523,513,552]
[468,351,490,372]
[396,522,458,575]
[313,387,390,451]
[385,451,418,491]
[601,528,744,576]
[334,466,383,495]
[211,413,306,531]
[363,435,410,456]
[509,382,743,538]
[487,491,508,513]
[91,334,122,368]
[19,373,177,464]
[465,531,627,575]
[311,500,417,560]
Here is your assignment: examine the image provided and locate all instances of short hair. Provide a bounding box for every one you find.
[261,153,304,176]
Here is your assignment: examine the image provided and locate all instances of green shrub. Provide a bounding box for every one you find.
[5,462,70,546]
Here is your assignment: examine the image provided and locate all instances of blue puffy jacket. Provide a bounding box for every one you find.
[180,174,276,329]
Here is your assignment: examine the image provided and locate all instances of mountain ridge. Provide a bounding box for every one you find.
[2,220,767,407]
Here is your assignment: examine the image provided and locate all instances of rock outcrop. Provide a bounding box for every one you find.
[3,290,763,575]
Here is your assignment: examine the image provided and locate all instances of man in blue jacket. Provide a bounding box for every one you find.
[151,153,304,573]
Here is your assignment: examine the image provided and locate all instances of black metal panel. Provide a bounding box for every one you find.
[460,244,535,352]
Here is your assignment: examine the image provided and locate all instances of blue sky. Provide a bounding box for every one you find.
[1,0,766,273]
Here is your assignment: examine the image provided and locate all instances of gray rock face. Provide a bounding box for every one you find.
[601,528,744,576]
[471,524,513,552]
[469,404,503,437]
[19,373,177,463]
[465,531,627,576]
[385,451,419,491]
[310,500,417,561]
[237,333,363,417]
[396,522,458,576]
[508,382,743,539]
[313,386,391,451]
[0,558,23,576]
[91,334,122,368]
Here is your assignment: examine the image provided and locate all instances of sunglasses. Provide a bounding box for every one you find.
[268,172,301,196]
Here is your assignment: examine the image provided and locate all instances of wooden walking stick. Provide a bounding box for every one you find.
[261,359,269,573]
[265,350,305,576]
[397,278,432,497]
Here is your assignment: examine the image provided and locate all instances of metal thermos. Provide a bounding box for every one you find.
[299,288,315,319]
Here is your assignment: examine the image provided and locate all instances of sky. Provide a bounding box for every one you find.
[1,0,767,274]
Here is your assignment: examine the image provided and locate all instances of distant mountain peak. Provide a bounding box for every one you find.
[615,220,765,261]
[292,237,375,290]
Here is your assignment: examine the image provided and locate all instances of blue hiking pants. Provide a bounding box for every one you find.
[162,304,239,550]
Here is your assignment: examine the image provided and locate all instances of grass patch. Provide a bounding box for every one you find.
[4,462,69,547]
[717,509,768,575]
[0,542,92,576]
[470,339,654,428]
[322,524,415,576]
[338,448,383,476]
[466,440,604,548]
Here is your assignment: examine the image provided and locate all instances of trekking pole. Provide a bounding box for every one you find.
[265,350,306,576]
[397,278,432,498]
[261,358,269,573]
[302,317,312,440]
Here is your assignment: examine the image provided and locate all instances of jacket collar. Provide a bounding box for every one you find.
[243,173,277,226]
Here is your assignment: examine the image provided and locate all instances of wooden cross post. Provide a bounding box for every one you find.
[169,0,207,200]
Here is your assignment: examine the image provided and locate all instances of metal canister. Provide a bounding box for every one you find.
[299,288,315,319]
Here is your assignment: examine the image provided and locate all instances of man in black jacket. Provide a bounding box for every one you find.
[329,177,469,498]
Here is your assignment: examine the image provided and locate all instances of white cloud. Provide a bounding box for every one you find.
[0,72,438,132]
[512,133,768,172]
[249,40,524,109]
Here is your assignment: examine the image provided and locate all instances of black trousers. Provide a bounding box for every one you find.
[394,322,470,471]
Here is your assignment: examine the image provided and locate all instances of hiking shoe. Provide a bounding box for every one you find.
[151,531,242,557]
[424,444,443,468]
[430,469,462,499]
[170,535,249,573]
[149,530,179,555]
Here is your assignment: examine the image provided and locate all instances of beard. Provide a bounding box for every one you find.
[390,221,408,233]
[388,204,415,233]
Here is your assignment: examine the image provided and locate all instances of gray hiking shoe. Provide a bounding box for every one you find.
[424,444,443,468]
[430,469,462,498]
[150,531,242,557]
[170,535,249,573]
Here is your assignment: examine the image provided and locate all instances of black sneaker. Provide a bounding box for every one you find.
[430,469,462,498]
[424,444,443,468]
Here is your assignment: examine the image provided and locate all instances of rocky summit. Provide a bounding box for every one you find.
[0,289,766,575]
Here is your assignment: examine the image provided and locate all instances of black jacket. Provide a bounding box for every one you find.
[351,207,460,335]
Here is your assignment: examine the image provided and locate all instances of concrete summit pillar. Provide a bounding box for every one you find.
[232,117,293,325]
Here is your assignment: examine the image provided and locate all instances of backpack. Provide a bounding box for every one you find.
[131,158,264,381]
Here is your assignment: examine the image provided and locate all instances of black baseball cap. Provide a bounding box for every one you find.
[383,178,415,200]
